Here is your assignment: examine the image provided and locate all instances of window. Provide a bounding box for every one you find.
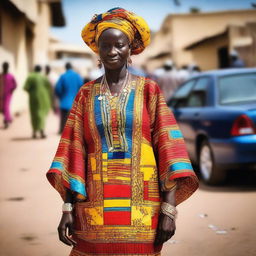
[218,73,256,105]
[168,80,196,108]
[187,77,209,107]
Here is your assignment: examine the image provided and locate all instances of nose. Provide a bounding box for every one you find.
[108,46,118,56]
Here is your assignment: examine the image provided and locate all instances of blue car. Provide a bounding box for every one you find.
[168,68,256,185]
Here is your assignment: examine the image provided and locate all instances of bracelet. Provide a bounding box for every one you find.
[161,202,178,220]
[62,203,73,212]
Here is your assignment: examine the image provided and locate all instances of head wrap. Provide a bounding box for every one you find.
[81,7,150,55]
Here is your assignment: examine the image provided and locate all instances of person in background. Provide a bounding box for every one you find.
[229,50,245,68]
[47,7,198,256]
[45,65,59,114]
[156,60,179,102]
[24,65,52,139]
[0,62,17,129]
[177,65,190,85]
[55,62,83,134]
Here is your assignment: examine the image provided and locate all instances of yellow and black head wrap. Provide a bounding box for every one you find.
[81,7,150,55]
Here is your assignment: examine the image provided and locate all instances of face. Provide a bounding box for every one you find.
[98,28,130,70]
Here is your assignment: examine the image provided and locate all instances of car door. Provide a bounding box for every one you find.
[169,77,211,160]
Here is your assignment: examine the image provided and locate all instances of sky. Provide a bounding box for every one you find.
[51,0,255,45]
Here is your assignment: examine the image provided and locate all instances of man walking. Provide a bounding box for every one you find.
[55,62,83,134]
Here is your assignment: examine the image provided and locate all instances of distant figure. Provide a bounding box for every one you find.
[0,62,17,129]
[45,65,59,113]
[156,60,179,102]
[188,64,201,77]
[230,50,245,68]
[177,65,190,85]
[24,65,52,139]
[55,62,83,134]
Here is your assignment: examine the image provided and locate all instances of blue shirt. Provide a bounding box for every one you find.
[55,69,83,110]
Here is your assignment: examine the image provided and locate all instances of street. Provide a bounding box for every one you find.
[0,111,255,256]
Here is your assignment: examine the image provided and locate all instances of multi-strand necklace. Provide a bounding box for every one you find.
[98,71,131,152]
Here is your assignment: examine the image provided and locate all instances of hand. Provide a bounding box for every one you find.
[57,212,77,246]
[154,213,176,245]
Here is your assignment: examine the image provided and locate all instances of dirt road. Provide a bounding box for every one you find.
[0,112,255,256]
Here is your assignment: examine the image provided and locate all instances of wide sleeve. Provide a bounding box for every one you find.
[147,79,199,205]
[23,76,31,92]
[46,88,87,201]
[11,75,17,91]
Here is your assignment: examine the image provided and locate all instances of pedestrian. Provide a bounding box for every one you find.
[55,62,83,134]
[45,65,59,114]
[156,60,179,102]
[47,7,198,256]
[24,65,52,139]
[0,62,17,129]
[177,65,190,85]
[229,50,245,68]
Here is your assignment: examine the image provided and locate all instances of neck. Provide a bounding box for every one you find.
[104,66,128,86]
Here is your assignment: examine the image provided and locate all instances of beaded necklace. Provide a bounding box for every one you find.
[98,71,131,152]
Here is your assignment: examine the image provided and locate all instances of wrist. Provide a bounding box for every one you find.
[161,202,178,220]
[62,202,73,213]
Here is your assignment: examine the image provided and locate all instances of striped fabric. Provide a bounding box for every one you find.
[47,75,198,255]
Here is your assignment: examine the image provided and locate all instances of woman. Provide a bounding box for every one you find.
[47,7,198,256]
[0,62,17,129]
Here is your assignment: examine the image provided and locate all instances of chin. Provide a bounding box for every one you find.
[104,63,126,70]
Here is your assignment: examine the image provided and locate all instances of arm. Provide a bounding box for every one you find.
[57,189,77,247]
[155,186,177,245]
[23,77,31,92]
[12,76,17,91]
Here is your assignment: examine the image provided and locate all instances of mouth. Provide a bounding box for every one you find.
[107,58,119,63]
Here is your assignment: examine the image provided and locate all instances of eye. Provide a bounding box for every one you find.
[116,43,125,48]
[99,43,110,50]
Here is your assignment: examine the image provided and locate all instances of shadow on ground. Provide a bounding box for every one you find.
[198,169,256,192]
[11,137,34,141]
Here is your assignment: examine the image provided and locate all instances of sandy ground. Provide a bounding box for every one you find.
[0,111,256,256]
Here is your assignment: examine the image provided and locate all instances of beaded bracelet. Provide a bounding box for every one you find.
[62,203,73,213]
[161,202,178,220]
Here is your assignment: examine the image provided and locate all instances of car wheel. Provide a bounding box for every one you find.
[199,140,226,185]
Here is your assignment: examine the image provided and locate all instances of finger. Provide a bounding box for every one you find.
[154,233,162,245]
[58,227,73,246]
[156,231,165,245]
[162,232,169,243]
[68,235,77,246]
[68,223,74,236]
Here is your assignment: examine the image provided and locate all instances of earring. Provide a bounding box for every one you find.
[98,59,102,69]
[128,56,132,65]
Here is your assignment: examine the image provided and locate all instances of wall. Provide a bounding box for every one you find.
[170,10,256,67]
[189,35,229,70]
[0,4,30,113]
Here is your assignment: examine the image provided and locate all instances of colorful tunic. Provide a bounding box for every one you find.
[47,75,198,255]
[0,73,17,122]
[24,72,52,131]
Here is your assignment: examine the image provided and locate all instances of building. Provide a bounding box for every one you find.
[48,35,95,79]
[185,22,256,70]
[138,9,256,72]
[0,0,65,112]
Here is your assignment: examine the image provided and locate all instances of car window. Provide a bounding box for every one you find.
[169,80,195,107]
[218,73,256,105]
[187,77,209,107]
[174,80,195,98]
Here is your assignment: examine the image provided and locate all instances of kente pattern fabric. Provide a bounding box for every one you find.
[47,76,199,255]
[81,7,150,55]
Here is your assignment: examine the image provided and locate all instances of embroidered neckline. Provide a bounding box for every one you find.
[98,72,132,153]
